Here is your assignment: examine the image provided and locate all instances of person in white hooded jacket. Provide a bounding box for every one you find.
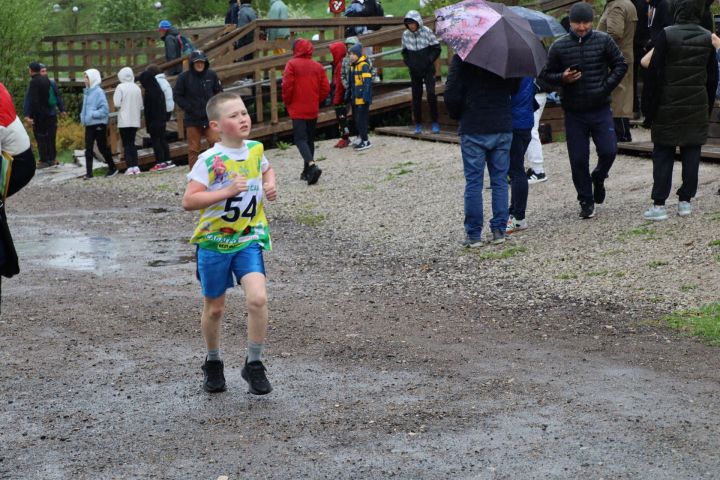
[113,67,143,174]
[80,68,117,179]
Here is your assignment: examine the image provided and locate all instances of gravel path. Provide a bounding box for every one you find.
[2,130,719,479]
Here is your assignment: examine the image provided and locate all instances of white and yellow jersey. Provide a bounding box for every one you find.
[187,141,271,253]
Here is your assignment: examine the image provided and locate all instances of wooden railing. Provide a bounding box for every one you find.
[37,26,223,85]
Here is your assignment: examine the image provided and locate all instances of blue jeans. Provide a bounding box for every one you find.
[509,129,532,221]
[461,133,512,239]
[564,105,617,205]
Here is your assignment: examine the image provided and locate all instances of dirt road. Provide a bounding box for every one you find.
[2,134,719,479]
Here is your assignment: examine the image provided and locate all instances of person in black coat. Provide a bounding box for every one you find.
[173,50,223,168]
[24,62,54,168]
[540,2,627,219]
[139,70,172,170]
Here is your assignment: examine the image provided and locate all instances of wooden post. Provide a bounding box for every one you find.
[67,40,75,82]
[255,69,264,123]
[105,38,112,78]
[269,67,278,124]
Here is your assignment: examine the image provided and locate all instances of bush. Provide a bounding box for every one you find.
[95,0,162,32]
[56,118,85,152]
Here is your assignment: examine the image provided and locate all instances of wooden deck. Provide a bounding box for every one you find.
[617,141,720,164]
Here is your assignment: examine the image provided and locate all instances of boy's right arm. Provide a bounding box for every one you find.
[182,176,248,211]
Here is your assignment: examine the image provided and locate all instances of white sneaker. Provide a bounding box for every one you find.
[677,201,692,217]
[506,216,528,234]
[643,205,668,221]
[124,168,135,176]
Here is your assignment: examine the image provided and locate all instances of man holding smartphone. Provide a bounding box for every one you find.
[540,2,628,219]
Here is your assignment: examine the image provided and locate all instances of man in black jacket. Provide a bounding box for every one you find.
[173,50,223,169]
[540,2,627,219]
[24,62,54,169]
[159,20,183,76]
[445,54,519,246]
[641,0,717,220]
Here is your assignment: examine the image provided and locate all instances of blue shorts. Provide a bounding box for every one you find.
[196,243,266,299]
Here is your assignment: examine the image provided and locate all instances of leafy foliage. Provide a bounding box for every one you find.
[0,0,48,103]
[95,0,162,32]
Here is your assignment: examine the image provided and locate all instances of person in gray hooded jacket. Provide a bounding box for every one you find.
[402,10,441,134]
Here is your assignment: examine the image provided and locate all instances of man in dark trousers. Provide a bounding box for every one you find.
[159,20,183,75]
[641,0,717,220]
[173,50,223,169]
[23,62,54,169]
[540,2,627,219]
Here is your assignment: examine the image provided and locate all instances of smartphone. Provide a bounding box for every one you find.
[568,64,582,73]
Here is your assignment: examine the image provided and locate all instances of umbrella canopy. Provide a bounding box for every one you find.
[435,0,547,78]
[509,6,566,38]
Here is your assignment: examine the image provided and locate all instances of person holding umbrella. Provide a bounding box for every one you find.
[539,2,627,219]
[436,0,546,245]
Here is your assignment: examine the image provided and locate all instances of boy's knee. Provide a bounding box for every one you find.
[246,291,267,311]
[204,300,225,319]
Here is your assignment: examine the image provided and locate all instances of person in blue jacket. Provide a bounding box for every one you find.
[507,77,536,235]
[80,68,117,179]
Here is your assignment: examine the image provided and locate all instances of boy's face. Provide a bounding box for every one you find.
[349,52,359,63]
[83,74,89,87]
[211,98,252,141]
[406,22,418,32]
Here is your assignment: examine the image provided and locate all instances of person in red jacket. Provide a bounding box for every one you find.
[329,41,350,149]
[282,38,330,185]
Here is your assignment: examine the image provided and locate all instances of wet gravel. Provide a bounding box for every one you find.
[2,130,720,479]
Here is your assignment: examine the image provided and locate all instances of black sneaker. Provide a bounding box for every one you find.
[579,202,595,219]
[526,168,547,184]
[105,169,118,177]
[306,164,322,185]
[353,140,372,151]
[201,358,226,393]
[591,171,606,204]
[241,358,272,395]
[300,166,308,181]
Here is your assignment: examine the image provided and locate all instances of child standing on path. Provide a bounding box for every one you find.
[506,77,535,235]
[402,10,441,135]
[182,92,277,395]
[80,69,117,179]
[329,41,351,149]
[138,70,172,172]
[113,67,143,175]
[347,43,373,151]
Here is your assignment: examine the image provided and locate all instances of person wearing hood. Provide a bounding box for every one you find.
[641,0,717,220]
[598,0,637,142]
[139,70,173,172]
[80,69,117,179]
[282,39,330,185]
[346,43,373,151]
[267,0,290,43]
[158,20,182,76]
[539,2,627,220]
[146,64,174,120]
[173,50,223,169]
[402,10,441,135]
[113,67,143,175]
[329,42,351,148]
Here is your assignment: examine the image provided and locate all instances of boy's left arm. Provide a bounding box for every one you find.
[361,63,372,104]
[262,166,277,202]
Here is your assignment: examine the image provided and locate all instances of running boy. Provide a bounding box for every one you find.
[182,92,277,395]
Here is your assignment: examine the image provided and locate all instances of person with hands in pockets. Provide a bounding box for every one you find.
[182,92,277,396]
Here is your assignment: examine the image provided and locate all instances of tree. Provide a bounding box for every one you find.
[95,0,162,32]
[0,0,48,103]
[164,0,227,23]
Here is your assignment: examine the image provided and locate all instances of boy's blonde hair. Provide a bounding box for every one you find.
[206,92,244,121]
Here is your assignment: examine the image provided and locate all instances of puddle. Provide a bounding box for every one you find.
[147,255,195,267]
[15,236,123,275]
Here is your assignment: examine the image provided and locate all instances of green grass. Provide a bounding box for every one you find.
[315,156,327,162]
[276,140,292,150]
[680,284,698,292]
[587,270,609,277]
[473,246,527,261]
[665,303,720,345]
[708,240,720,247]
[648,260,669,268]
[385,161,416,180]
[56,150,76,165]
[555,272,578,280]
